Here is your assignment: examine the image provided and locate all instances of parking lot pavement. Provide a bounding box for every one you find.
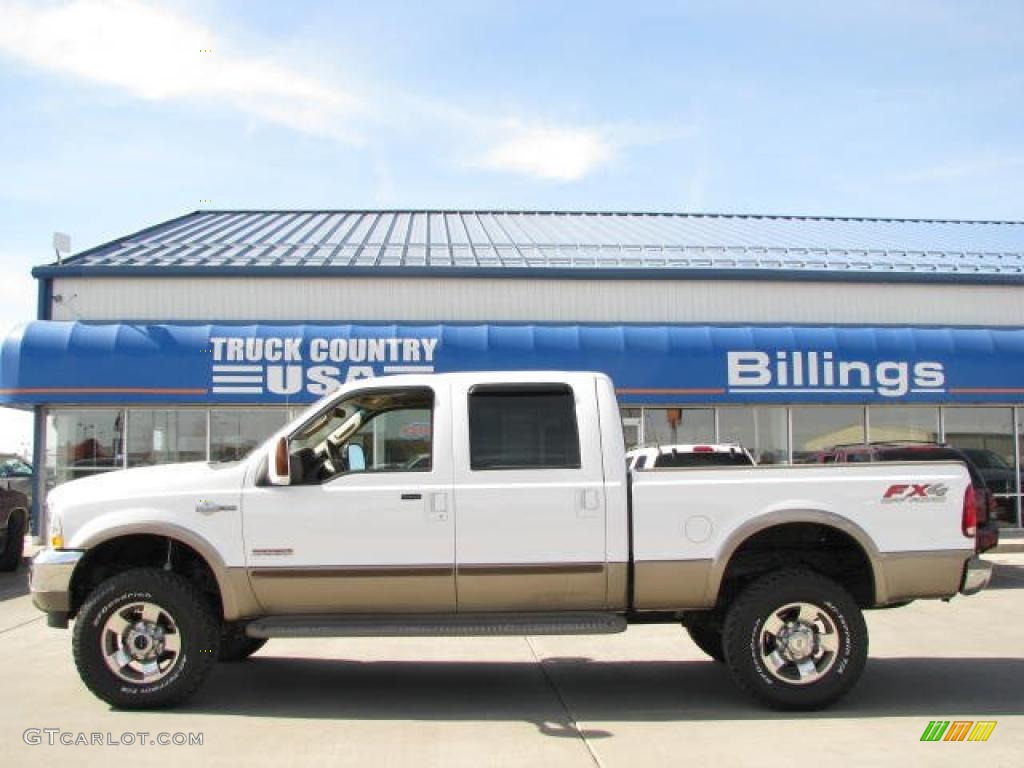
[1,554,1022,767]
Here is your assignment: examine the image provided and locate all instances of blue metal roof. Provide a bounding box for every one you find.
[32,210,1024,283]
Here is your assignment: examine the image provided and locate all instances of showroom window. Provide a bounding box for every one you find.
[718,407,789,464]
[869,406,939,443]
[46,410,126,485]
[126,410,207,467]
[210,408,290,462]
[943,407,1019,527]
[643,408,714,446]
[621,408,642,449]
[791,407,865,463]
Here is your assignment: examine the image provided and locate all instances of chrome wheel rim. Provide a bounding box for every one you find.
[101,601,182,684]
[758,601,839,685]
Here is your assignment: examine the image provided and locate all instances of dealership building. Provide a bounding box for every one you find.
[2,209,1023,534]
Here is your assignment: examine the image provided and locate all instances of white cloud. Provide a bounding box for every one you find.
[479,126,613,181]
[0,2,651,181]
[0,0,362,141]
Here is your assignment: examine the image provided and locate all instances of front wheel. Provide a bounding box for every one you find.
[72,568,220,709]
[722,569,867,710]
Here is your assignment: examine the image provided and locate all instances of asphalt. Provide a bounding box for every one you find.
[2,553,1022,767]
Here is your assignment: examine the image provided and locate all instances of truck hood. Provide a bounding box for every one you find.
[48,460,253,550]
[49,461,248,508]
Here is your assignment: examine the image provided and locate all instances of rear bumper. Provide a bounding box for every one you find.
[29,548,83,616]
[960,556,993,596]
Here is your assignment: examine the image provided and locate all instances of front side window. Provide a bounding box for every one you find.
[469,385,581,470]
[288,388,433,484]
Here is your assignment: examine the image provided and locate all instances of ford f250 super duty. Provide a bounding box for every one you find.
[29,371,992,710]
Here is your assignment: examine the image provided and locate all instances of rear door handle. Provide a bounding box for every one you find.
[577,489,600,518]
[401,493,422,500]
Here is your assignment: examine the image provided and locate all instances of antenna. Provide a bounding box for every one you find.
[52,232,71,264]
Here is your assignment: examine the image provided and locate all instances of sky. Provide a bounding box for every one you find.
[0,0,1022,453]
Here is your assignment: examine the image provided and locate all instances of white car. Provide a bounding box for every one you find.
[31,371,991,711]
[626,443,755,470]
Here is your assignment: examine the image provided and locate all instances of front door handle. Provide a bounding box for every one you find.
[401,493,422,500]
[196,500,237,515]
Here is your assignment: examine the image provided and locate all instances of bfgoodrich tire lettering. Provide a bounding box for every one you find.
[72,568,220,709]
[722,569,868,710]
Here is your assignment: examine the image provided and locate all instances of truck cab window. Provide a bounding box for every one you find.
[287,388,433,483]
[468,385,581,470]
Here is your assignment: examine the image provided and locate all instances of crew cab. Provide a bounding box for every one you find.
[30,372,991,711]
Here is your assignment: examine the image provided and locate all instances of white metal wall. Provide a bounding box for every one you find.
[50,276,1024,326]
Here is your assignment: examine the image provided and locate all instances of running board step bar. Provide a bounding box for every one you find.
[245,612,627,639]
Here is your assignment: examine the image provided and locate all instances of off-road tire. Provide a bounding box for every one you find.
[0,510,25,571]
[219,622,268,662]
[73,568,220,709]
[684,614,725,662]
[722,569,868,710]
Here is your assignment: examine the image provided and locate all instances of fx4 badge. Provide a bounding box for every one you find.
[882,483,949,503]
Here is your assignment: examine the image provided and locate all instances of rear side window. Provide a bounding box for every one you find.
[469,385,581,470]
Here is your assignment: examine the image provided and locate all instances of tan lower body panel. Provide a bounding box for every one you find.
[606,561,629,611]
[223,567,264,620]
[633,560,714,611]
[877,550,971,603]
[456,563,607,612]
[249,566,455,614]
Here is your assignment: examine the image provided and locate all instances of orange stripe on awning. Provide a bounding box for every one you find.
[616,387,726,395]
[0,387,209,395]
[948,387,1024,394]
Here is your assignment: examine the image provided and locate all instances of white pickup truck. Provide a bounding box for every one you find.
[30,371,991,711]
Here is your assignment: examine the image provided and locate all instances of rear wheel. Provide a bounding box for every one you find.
[684,614,725,662]
[722,569,867,710]
[0,510,25,571]
[72,568,220,709]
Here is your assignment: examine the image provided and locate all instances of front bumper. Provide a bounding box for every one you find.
[29,548,83,616]
[960,556,993,596]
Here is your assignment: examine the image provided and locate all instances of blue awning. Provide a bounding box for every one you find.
[1,321,1023,406]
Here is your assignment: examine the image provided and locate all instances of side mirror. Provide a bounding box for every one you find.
[267,436,291,486]
[346,444,366,472]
